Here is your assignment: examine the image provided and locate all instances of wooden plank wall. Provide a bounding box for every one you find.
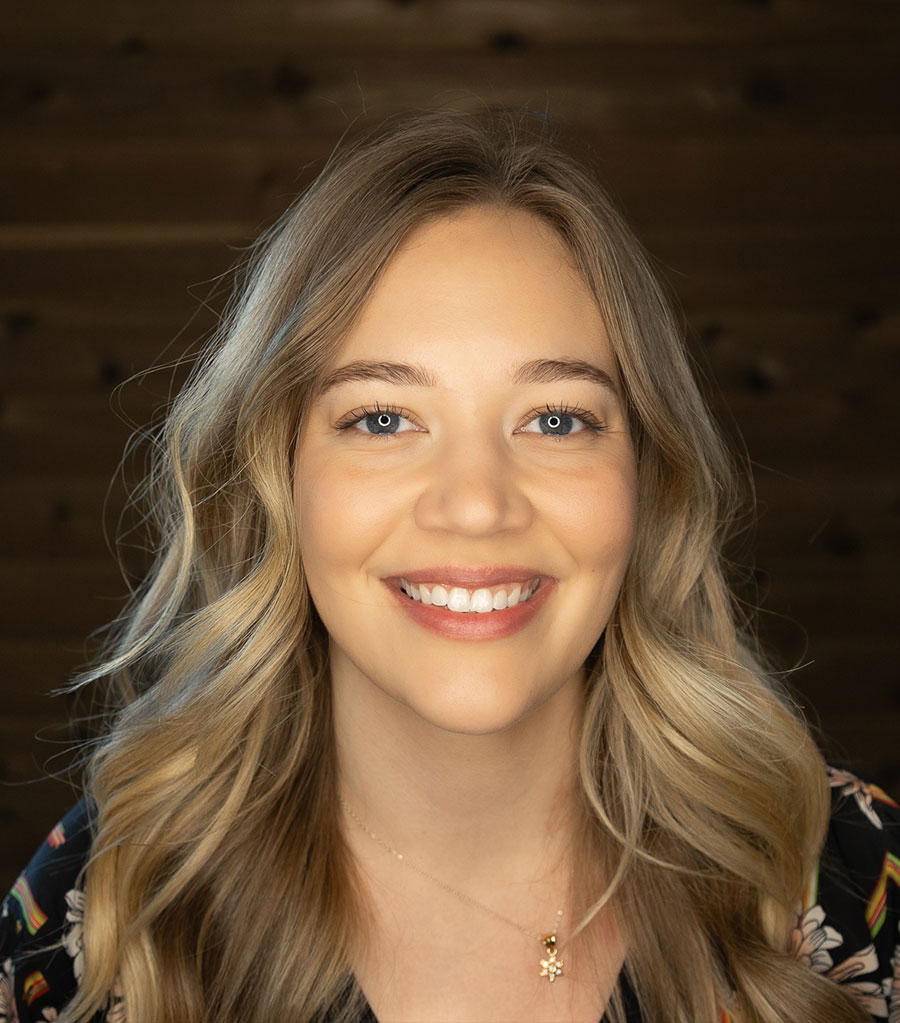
[1,0,898,888]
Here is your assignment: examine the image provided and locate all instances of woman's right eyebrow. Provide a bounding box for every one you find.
[316,360,436,396]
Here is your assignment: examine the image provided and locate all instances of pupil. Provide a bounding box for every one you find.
[542,413,573,434]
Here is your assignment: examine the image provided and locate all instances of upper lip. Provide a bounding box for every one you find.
[385,565,550,588]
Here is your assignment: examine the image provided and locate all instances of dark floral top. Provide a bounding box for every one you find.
[2,766,899,1022]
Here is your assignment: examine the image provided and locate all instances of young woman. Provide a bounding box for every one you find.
[2,110,897,1023]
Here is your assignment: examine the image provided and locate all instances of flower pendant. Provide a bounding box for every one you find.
[539,933,564,983]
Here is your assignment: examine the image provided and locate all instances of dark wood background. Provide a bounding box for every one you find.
[2,0,898,889]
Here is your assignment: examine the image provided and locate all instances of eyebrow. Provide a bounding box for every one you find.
[316,357,620,398]
[316,360,437,395]
[512,358,620,397]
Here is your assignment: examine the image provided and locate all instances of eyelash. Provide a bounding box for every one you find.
[332,402,607,435]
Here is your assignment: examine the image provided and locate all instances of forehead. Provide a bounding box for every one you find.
[332,207,613,374]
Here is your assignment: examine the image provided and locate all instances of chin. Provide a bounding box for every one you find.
[387,671,565,738]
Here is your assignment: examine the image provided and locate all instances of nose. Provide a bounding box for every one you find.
[413,435,534,538]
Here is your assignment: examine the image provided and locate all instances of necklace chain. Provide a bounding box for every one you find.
[339,796,566,946]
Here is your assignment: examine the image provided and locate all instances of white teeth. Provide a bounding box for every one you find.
[447,587,471,612]
[398,578,540,613]
[471,588,494,613]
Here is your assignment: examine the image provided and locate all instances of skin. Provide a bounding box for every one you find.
[294,207,636,1021]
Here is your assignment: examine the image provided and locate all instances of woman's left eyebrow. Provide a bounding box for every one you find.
[512,358,620,399]
[315,357,619,399]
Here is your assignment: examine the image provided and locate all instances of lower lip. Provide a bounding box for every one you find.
[385,579,554,641]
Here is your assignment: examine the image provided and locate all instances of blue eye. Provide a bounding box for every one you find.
[361,411,403,434]
[537,413,576,435]
[335,406,420,435]
[521,408,602,436]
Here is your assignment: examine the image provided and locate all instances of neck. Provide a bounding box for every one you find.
[333,656,585,891]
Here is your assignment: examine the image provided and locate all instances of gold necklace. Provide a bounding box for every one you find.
[339,796,566,983]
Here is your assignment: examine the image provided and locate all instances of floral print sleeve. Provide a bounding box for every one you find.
[1,800,94,1022]
[792,765,900,1020]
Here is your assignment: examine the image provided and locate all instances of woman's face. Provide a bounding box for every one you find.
[294,207,637,735]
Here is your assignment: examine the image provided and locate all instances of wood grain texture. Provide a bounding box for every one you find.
[8,0,899,48]
[2,0,898,888]
[3,43,899,141]
[3,137,898,227]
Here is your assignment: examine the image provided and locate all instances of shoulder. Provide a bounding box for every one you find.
[792,764,900,1020]
[1,799,94,1022]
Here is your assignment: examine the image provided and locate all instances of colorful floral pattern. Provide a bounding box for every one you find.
[828,765,899,832]
[0,807,97,1023]
[783,766,900,1020]
[2,767,899,1021]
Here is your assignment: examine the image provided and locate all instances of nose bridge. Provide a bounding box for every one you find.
[414,429,532,537]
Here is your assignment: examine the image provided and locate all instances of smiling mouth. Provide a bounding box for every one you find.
[398,577,541,613]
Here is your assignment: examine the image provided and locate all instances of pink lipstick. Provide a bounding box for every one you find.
[383,566,554,641]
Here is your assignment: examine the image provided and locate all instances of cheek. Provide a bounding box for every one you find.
[293,455,403,577]
[295,459,348,573]
[552,463,638,573]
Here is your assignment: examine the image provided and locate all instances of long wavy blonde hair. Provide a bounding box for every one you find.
[63,110,865,1023]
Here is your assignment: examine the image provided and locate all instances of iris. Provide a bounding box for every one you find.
[539,413,574,435]
[366,412,402,434]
